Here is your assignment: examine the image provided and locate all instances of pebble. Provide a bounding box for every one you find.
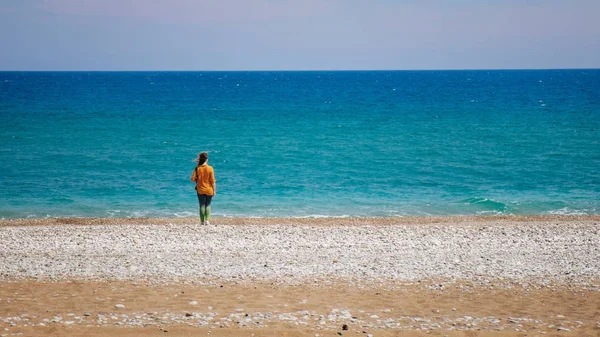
[114,304,125,309]
[189,301,198,305]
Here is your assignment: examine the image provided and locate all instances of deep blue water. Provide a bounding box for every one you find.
[1,70,599,218]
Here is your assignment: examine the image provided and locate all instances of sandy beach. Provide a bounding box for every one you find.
[1,216,599,336]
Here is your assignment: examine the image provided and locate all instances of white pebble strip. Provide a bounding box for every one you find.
[0,221,598,283]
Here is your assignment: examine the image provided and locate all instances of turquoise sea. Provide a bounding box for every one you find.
[1,70,599,218]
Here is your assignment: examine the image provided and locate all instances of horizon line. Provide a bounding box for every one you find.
[1,67,599,72]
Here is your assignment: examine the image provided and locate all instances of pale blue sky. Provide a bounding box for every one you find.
[1,0,599,70]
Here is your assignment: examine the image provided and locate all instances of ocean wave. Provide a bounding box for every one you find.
[457,198,597,216]
[545,207,594,216]
[460,197,509,213]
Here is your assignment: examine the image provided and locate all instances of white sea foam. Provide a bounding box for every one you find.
[545,207,590,216]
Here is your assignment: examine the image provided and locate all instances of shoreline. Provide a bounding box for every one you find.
[1,214,599,227]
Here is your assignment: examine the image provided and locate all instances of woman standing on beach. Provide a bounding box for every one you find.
[191,152,216,225]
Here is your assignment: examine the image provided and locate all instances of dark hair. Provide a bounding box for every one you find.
[197,152,208,165]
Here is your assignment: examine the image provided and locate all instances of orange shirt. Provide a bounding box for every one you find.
[191,164,216,195]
